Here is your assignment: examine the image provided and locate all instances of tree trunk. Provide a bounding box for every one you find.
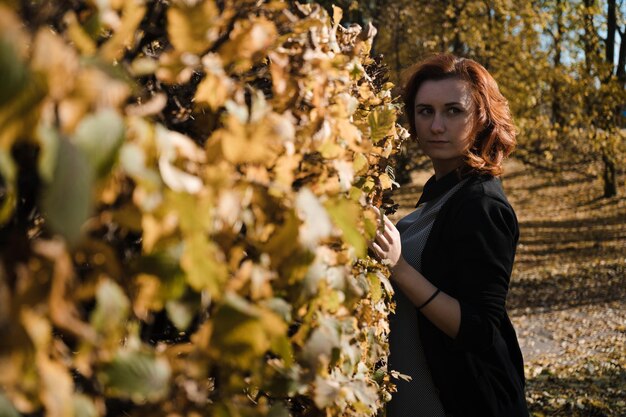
[551,0,564,126]
[582,0,598,74]
[617,28,626,85]
[606,0,616,65]
[602,152,617,198]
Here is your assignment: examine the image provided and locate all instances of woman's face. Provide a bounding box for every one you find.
[413,77,476,176]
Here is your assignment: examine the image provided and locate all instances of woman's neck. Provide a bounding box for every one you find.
[432,158,464,180]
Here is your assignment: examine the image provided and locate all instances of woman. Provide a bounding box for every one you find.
[370,54,529,417]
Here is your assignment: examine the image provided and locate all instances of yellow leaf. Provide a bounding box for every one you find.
[353,152,369,176]
[332,5,343,26]
[132,273,162,320]
[31,28,78,101]
[32,240,98,344]
[125,92,166,116]
[217,110,282,166]
[39,359,74,417]
[63,11,96,56]
[378,172,393,190]
[181,233,227,296]
[273,153,302,191]
[20,309,51,352]
[74,67,130,112]
[99,0,146,62]
[319,140,343,159]
[325,198,366,258]
[167,0,223,54]
[367,273,382,303]
[164,191,212,236]
[362,207,377,239]
[219,17,277,73]
[268,51,289,96]
[194,57,233,111]
[156,49,196,84]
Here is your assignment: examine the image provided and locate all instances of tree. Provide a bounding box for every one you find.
[530,0,626,197]
[368,0,625,196]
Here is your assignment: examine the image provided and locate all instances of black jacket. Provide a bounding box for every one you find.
[415,171,529,417]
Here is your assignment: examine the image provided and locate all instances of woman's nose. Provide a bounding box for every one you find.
[430,112,445,133]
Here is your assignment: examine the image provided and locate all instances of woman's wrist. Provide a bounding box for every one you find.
[390,255,409,280]
[390,256,435,301]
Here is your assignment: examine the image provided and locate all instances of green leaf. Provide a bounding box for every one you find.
[41,137,93,245]
[211,297,270,368]
[302,317,340,368]
[325,198,366,258]
[211,292,287,368]
[270,334,294,368]
[137,251,188,300]
[268,403,290,417]
[0,38,28,107]
[165,296,197,331]
[0,149,17,227]
[368,107,396,142]
[72,394,97,417]
[73,109,125,178]
[98,350,171,403]
[313,375,341,408]
[0,392,20,417]
[90,279,130,335]
[181,233,228,295]
[262,209,301,264]
[0,70,45,150]
[37,125,60,183]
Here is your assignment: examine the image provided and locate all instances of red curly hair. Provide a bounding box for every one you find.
[401,54,516,177]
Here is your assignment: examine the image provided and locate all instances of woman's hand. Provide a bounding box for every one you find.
[369,206,403,268]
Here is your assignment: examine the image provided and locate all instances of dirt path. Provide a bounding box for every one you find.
[389,159,626,416]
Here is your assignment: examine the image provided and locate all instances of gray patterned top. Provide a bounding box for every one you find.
[386,178,468,417]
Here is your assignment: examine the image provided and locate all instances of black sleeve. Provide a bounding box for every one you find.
[446,195,518,353]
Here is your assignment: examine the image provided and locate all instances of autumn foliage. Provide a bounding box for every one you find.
[0,1,408,416]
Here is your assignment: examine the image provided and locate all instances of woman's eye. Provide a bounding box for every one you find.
[416,108,432,115]
[447,107,462,114]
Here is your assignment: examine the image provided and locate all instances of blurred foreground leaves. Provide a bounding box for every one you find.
[0,1,408,416]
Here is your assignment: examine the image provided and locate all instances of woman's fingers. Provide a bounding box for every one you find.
[375,230,390,251]
[379,213,399,243]
[383,214,395,230]
[369,240,384,259]
[369,206,398,259]
[382,222,394,242]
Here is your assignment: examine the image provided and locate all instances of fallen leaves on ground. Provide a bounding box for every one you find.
[390,158,626,417]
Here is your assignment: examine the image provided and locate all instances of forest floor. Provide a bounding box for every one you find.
[389,158,626,417]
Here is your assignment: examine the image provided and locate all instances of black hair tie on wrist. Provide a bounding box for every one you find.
[417,288,440,311]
